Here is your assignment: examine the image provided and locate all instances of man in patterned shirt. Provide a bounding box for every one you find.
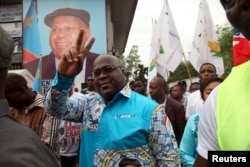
[5,73,61,163]
[45,30,180,167]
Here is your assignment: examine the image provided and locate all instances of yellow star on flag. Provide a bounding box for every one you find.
[23,16,34,28]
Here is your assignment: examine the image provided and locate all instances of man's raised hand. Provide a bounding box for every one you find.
[58,29,95,77]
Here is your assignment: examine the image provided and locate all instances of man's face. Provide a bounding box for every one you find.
[93,56,125,103]
[189,84,200,93]
[49,16,90,59]
[199,64,217,83]
[133,81,146,95]
[220,0,250,39]
[203,81,221,101]
[170,86,183,99]
[87,76,95,91]
[149,80,164,102]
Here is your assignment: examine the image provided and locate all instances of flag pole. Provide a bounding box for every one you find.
[39,52,42,94]
[183,52,192,84]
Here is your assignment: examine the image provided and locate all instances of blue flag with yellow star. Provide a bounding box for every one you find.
[23,0,41,63]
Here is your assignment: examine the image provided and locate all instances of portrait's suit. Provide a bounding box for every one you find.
[165,96,186,145]
[24,52,98,83]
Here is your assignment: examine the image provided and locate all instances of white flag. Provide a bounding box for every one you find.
[147,20,157,89]
[151,0,184,75]
[190,0,224,76]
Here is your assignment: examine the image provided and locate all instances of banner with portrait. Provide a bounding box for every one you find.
[23,0,106,94]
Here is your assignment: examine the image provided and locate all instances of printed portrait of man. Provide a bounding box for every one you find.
[23,0,106,92]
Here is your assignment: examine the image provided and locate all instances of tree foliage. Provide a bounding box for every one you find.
[117,54,126,68]
[216,24,233,79]
[126,45,141,75]
[168,60,198,82]
[133,64,148,79]
[118,45,143,80]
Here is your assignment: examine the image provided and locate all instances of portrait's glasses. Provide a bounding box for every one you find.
[92,66,120,78]
[51,26,81,34]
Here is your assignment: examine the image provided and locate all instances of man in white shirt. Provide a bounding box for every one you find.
[185,63,217,119]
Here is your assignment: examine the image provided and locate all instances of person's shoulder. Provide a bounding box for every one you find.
[42,53,54,60]
[72,91,85,96]
[132,91,157,105]
[0,115,59,166]
[70,91,90,99]
[183,91,190,97]
[187,90,202,103]
[189,90,200,97]
[189,112,200,122]
[186,112,200,133]
[3,116,40,137]
[167,96,183,107]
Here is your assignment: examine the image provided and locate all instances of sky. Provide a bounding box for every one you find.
[124,0,229,66]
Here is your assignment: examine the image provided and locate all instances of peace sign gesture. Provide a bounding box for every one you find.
[57,29,95,77]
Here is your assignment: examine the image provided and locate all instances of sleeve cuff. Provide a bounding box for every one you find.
[51,72,75,90]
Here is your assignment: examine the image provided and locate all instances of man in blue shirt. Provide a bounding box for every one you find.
[45,30,180,167]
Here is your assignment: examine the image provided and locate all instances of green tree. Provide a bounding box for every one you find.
[216,23,233,79]
[168,60,198,82]
[117,54,126,68]
[125,45,141,78]
[133,64,148,79]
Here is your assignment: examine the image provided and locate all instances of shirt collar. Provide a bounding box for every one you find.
[119,83,132,98]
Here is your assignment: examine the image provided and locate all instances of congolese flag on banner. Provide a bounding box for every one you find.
[23,0,42,63]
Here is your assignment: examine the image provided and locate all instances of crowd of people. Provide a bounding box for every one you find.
[0,0,249,166]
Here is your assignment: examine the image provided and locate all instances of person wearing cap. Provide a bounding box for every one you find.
[5,72,61,164]
[194,1,250,166]
[0,26,59,167]
[24,8,98,91]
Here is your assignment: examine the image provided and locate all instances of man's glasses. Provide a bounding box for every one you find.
[92,66,119,78]
[51,26,81,34]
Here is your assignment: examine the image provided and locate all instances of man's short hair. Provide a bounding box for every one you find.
[44,8,90,27]
[134,77,147,86]
[199,63,217,74]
